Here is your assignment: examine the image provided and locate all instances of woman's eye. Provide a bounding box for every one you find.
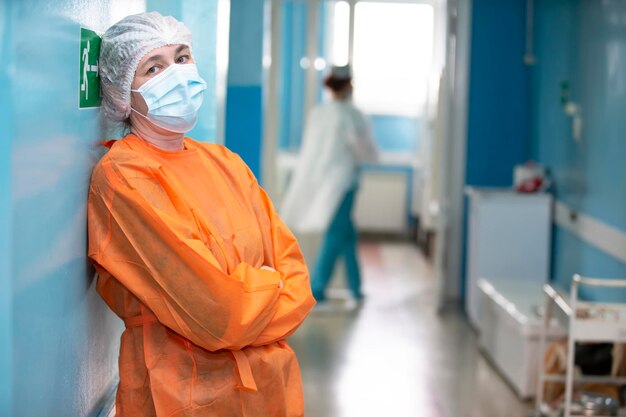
[176,55,190,64]
[147,66,159,75]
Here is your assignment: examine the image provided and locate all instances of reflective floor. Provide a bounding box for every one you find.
[289,241,533,417]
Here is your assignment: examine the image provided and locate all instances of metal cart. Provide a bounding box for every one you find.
[534,275,626,417]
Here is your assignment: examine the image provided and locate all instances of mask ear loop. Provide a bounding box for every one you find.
[130,106,150,120]
[128,98,189,135]
[129,90,151,121]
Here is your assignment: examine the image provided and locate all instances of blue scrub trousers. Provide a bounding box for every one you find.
[311,187,363,301]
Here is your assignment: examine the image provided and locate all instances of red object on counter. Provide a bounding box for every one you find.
[516,177,544,193]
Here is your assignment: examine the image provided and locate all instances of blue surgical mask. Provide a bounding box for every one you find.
[131,63,207,133]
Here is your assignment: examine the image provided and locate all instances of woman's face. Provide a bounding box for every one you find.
[130,44,195,115]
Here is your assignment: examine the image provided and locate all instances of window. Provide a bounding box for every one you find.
[352,3,434,115]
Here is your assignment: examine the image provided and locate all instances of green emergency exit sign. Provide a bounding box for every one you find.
[79,27,102,109]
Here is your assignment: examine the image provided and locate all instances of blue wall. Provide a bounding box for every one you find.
[531,0,626,293]
[466,0,530,187]
[225,0,266,180]
[2,2,140,416]
[0,1,14,413]
[226,85,264,177]
[0,1,220,416]
[278,1,307,151]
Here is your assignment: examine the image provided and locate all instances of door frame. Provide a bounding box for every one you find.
[435,0,472,309]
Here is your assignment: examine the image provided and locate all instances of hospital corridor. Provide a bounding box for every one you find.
[290,241,532,417]
[2,1,626,417]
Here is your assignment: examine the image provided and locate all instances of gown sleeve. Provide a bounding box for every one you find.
[245,169,316,346]
[88,158,285,352]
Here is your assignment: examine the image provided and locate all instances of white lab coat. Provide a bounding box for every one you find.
[280,100,378,233]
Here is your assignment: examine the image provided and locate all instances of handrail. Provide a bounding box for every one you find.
[543,284,573,317]
[573,274,626,288]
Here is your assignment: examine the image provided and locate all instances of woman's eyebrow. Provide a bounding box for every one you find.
[176,45,189,54]
[139,54,164,70]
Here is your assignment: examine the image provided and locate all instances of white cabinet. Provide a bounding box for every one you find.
[465,188,552,328]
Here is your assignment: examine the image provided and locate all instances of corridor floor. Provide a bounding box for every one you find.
[288,241,533,417]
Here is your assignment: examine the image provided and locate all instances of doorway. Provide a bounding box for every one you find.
[262,0,474,308]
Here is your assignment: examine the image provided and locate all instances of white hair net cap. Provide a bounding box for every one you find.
[99,12,193,122]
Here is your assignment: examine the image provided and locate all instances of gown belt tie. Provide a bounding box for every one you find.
[123,312,158,328]
[123,311,259,393]
[231,350,258,392]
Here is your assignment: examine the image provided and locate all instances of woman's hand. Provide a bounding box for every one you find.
[260,265,283,288]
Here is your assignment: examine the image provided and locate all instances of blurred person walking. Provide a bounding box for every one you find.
[281,64,378,303]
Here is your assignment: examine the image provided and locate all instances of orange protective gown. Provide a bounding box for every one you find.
[87,134,315,417]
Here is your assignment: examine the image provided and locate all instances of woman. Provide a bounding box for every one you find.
[280,65,378,303]
[88,12,315,417]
